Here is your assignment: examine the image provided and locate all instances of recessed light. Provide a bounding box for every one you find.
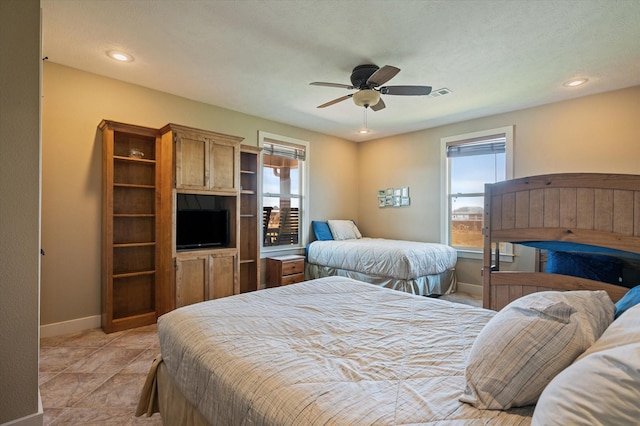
[107,50,133,62]
[563,78,588,87]
[358,129,369,134]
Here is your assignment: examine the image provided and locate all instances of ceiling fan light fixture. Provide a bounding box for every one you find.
[352,89,380,108]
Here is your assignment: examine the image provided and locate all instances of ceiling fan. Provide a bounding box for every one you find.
[310,64,432,111]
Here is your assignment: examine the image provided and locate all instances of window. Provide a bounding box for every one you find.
[259,131,309,252]
[441,126,513,258]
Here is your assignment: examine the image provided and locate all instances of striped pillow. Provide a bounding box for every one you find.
[460,290,614,410]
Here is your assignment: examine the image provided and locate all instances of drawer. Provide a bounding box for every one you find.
[266,255,305,288]
[280,272,304,286]
[281,260,304,275]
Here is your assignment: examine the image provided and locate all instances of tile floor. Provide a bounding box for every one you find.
[40,324,162,425]
[38,291,482,425]
[439,291,483,307]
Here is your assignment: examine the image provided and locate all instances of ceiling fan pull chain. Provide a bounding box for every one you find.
[364,107,368,129]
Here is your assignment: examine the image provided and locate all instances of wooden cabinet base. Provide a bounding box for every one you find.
[103,312,156,334]
[175,248,238,308]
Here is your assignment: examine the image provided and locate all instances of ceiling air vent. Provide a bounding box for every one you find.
[429,88,452,97]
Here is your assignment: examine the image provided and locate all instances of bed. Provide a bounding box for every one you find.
[305,219,457,296]
[138,276,534,424]
[482,173,640,310]
[136,173,640,425]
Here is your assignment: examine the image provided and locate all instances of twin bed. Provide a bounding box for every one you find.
[137,173,640,425]
[305,219,457,296]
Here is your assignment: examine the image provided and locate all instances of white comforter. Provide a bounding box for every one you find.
[307,238,457,279]
[158,277,533,425]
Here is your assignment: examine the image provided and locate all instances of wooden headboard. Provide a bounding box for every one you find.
[483,173,640,311]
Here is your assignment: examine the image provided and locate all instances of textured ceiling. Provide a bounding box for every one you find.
[41,0,640,142]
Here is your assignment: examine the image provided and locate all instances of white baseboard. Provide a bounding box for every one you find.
[0,391,43,425]
[40,315,101,338]
[456,281,482,296]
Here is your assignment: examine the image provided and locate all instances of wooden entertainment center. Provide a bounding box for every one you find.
[99,120,261,333]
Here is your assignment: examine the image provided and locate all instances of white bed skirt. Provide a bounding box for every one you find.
[305,263,457,295]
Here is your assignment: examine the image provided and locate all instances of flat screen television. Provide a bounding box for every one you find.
[176,209,229,250]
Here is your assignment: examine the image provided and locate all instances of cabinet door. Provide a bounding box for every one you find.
[208,251,237,299]
[175,254,208,308]
[175,134,239,193]
[210,141,238,192]
[175,132,209,190]
[175,250,237,307]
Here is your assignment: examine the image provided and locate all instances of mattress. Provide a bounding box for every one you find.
[305,263,456,295]
[306,238,457,279]
[157,276,533,424]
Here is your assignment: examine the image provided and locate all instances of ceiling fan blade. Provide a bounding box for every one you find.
[370,98,386,111]
[317,94,352,108]
[379,85,432,96]
[366,65,400,87]
[310,82,355,90]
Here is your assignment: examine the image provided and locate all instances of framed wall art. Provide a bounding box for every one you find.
[378,187,411,208]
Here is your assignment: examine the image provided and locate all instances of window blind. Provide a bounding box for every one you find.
[446,136,506,158]
[263,139,306,161]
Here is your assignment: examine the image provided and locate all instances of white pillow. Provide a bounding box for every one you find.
[460,290,614,410]
[327,220,362,240]
[577,302,640,358]
[532,304,640,425]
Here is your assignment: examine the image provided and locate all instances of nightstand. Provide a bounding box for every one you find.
[266,255,305,287]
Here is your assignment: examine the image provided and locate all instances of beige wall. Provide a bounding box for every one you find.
[0,0,42,423]
[41,61,640,328]
[41,62,358,326]
[358,86,640,286]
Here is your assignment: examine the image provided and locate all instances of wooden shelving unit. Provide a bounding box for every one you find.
[100,120,261,324]
[99,120,171,333]
[239,146,262,293]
